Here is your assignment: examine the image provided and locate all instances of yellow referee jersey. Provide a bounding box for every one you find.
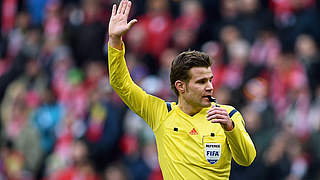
[108,43,256,180]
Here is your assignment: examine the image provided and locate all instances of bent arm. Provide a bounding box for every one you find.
[107,0,167,130]
[108,43,166,130]
[225,112,256,166]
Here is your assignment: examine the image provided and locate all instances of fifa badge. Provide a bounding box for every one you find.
[205,143,221,165]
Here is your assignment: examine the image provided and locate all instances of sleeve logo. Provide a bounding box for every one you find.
[205,143,221,165]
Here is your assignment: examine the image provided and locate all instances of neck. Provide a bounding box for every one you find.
[178,96,202,116]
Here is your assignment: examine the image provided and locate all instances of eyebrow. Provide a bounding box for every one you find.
[195,76,213,82]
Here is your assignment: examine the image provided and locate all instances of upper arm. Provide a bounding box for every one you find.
[112,77,168,130]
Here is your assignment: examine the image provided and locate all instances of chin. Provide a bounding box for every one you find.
[201,102,211,108]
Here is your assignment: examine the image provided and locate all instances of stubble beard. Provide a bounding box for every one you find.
[185,84,211,109]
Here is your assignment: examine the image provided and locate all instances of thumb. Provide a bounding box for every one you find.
[127,19,138,29]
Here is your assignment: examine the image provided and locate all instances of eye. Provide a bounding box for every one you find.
[209,77,213,83]
[197,80,206,84]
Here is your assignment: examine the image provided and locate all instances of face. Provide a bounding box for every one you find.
[182,67,213,108]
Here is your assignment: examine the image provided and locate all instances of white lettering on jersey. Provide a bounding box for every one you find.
[205,143,221,165]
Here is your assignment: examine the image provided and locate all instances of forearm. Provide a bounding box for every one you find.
[225,113,256,166]
[108,42,139,104]
[108,0,142,107]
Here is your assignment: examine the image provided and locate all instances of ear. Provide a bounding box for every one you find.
[175,80,185,94]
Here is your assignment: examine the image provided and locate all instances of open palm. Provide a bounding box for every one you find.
[108,0,137,38]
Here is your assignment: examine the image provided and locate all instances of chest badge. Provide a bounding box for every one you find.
[205,143,221,165]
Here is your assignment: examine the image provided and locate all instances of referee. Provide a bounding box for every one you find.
[107,0,256,179]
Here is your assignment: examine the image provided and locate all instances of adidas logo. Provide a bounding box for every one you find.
[189,128,198,135]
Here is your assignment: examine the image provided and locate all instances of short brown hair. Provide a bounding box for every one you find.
[170,50,212,96]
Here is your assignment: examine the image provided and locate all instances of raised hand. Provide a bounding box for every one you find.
[108,0,137,49]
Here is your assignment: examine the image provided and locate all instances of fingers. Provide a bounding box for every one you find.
[122,0,128,15]
[207,107,226,112]
[207,107,234,131]
[128,19,138,28]
[112,4,117,16]
[117,0,124,14]
[209,118,227,124]
[207,114,229,128]
[117,0,129,15]
[124,1,132,17]
[207,107,228,117]
[207,110,228,117]
[112,0,132,17]
[207,114,226,121]
[210,118,234,131]
[206,107,228,121]
[210,118,233,131]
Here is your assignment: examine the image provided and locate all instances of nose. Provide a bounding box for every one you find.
[205,81,213,92]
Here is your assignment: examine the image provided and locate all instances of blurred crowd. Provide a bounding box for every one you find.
[0,0,320,179]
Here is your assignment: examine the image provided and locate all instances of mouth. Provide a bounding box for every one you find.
[203,96,216,102]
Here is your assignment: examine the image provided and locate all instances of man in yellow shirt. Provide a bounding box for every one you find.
[107,0,256,179]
